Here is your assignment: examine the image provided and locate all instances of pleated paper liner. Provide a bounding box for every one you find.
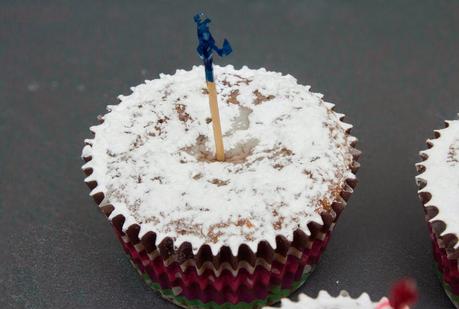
[416,119,459,308]
[82,107,360,307]
[130,251,312,309]
[429,224,459,308]
[131,258,311,309]
[114,223,328,307]
[428,237,459,308]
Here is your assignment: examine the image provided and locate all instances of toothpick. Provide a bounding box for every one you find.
[194,13,232,161]
[206,81,225,161]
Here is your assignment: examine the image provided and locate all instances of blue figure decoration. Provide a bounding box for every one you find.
[194,13,232,82]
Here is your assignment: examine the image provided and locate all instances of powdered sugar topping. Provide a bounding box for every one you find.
[264,291,392,309]
[82,65,355,254]
[416,116,459,246]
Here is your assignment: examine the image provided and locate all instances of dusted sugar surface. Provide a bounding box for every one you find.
[82,65,355,254]
[264,291,392,309]
[417,117,459,247]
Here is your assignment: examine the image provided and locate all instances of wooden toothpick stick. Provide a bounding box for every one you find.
[206,81,225,161]
[194,13,232,161]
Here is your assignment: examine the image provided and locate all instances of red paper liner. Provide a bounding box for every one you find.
[133,263,311,308]
[416,119,459,305]
[118,224,326,305]
[82,105,360,305]
[115,224,328,288]
[430,225,459,294]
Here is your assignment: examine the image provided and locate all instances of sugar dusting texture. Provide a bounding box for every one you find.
[264,291,392,309]
[417,116,459,247]
[82,65,355,254]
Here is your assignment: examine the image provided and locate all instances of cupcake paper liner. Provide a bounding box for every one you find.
[114,224,325,307]
[430,225,459,308]
[134,261,311,309]
[436,265,459,307]
[416,119,459,308]
[82,105,360,308]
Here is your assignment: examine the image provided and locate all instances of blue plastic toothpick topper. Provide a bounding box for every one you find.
[194,13,232,82]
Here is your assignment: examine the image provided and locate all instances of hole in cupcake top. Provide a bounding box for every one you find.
[85,65,355,253]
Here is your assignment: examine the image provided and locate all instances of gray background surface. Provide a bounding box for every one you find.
[1,1,459,308]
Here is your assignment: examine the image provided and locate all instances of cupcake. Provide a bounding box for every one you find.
[264,292,392,309]
[264,280,417,309]
[416,115,459,307]
[81,65,360,308]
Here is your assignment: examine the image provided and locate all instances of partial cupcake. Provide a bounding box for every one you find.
[265,291,391,309]
[416,115,459,307]
[82,65,360,308]
[264,279,417,309]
